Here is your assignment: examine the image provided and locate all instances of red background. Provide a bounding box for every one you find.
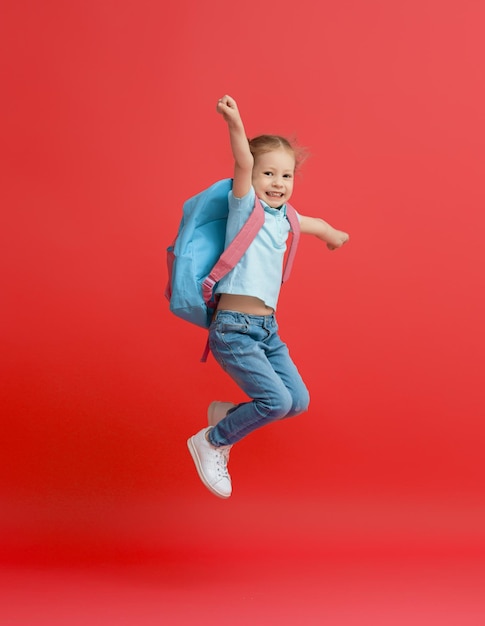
[1,0,485,623]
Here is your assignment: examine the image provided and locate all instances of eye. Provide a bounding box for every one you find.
[283,174,293,179]
[263,171,273,176]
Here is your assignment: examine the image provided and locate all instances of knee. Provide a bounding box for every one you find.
[287,388,310,418]
[302,388,310,412]
[258,389,293,421]
[257,386,310,421]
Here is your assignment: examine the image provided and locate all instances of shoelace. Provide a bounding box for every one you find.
[215,446,231,478]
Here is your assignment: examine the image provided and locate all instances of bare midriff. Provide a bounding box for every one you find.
[216,293,274,316]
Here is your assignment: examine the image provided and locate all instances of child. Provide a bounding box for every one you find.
[187,95,349,498]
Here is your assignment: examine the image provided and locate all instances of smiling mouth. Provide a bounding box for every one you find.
[266,192,284,198]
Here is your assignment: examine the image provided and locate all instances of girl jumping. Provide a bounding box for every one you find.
[187,95,349,498]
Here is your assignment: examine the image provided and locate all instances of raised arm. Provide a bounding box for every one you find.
[299,215,350,250]
[217,95,253,199]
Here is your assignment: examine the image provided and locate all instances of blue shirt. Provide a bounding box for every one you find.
[215,186,299,310]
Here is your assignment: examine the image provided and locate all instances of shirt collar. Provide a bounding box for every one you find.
[259,198,287,216]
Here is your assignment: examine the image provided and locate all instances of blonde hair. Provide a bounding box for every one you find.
[248,135,308,171]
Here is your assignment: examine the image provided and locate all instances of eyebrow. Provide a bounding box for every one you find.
[261,166,294,173]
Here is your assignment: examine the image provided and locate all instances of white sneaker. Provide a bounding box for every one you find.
[187,427,232,499]
[207,401,236,427]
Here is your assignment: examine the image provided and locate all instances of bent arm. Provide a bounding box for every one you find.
[217,95,253,198]
[299,215,350,250]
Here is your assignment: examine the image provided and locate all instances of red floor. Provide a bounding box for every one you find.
[2,493,485,625]
[2,555,485,625]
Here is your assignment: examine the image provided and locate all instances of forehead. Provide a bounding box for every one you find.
[254,149,295,171]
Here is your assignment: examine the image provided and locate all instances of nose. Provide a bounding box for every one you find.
[272,177,283,188]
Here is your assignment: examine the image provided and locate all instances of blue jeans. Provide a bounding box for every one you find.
[208,310,310,446]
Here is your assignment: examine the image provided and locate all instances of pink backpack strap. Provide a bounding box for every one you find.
[201,195,265,305]
[282,203,300,283]
[200,337,211,363]
[199,195,264,362]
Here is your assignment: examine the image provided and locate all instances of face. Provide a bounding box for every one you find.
[252,149,295,209]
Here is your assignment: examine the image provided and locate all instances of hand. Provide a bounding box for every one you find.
[326,231,350,250]
[216,95,242,125]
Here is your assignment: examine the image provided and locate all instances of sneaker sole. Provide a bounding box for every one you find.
[187,436,231,499]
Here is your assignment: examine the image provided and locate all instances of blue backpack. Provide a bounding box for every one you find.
[165,179,300,344]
